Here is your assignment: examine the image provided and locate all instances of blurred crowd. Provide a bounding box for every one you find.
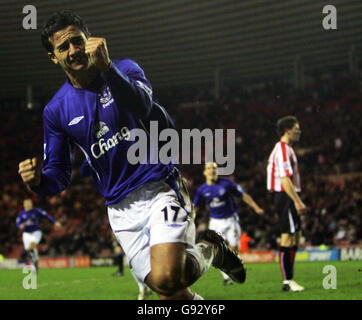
[0,71,361,258]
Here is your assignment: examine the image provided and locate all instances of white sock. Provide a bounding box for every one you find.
[283,280,290,285]
[193,293,204,300]
[186,242,215,278]
[221,271,230,280]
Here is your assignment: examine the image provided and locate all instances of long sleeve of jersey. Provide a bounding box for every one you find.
[16,213,24,229]
[230,180,244,197]
[101,59,153,119]
[193,188,205,209]
[31,107,74,196]
[37,208,56,224]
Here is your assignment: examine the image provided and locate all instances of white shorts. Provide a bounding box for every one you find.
[23,231,42,250]
[108,181,196,282]
[209,213,241,247]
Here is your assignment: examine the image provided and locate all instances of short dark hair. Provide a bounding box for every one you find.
[41,10,90,53]
[277,116,298,137]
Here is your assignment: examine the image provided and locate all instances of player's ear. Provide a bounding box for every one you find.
[48,52,59,65]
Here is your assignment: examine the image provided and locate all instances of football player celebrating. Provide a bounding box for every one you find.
[18,11,246,300]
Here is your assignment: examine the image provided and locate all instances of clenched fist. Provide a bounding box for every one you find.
[18,157,41,187]
[85,37,111,72]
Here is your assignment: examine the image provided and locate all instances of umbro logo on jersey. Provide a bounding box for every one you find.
[68,116,84,126]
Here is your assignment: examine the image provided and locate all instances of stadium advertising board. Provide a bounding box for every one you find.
[91,258,114,267]
[240,251,275,263]
[308,249,340,261]
[295,251,309,262]
[274,249,340,262]
[39,257,71,268]
[39,257,91,268]
[73,256,91,268]
[0,259,26,269]
[340,248,362,261]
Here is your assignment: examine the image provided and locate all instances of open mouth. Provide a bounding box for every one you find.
[70,55,86,65]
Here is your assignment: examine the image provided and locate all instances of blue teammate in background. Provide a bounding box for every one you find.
[16,198,61,272]
[194,162,264,285]
[18,11,246,300]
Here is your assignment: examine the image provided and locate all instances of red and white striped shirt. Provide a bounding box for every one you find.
[267,141,301,192]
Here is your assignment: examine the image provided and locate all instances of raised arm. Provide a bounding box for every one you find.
[85,37,153,119]
[101,60,153,119]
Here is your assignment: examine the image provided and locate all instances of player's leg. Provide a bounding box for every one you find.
[112,247,124,276]
[209,215,241,286]
[28,242,39,272]
[108,181,211,300]
[23,231,40,272]
[29,231,42,272]
[208,218,231,284]
[275,192,298,290]
[145,242,210,299]
[22,232,30,266]
[290,230,301,279]
[279,233,294,289]
[286,230,304,291]
[130,269,153,300]
[224,214,242,286]
[109,181,245,300]
[279,220,303,290]
[286,201,304,291]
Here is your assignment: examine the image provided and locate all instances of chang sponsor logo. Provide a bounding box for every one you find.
[91,126,131,159]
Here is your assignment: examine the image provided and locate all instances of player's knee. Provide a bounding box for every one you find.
[29,242,36,250]
[150,270,187,296]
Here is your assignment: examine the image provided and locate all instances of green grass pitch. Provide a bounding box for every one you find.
[0,261,360,300]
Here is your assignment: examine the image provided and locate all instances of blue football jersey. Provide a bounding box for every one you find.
[193,177,244,219]
[16,208,56,233]
[32,59,176,205]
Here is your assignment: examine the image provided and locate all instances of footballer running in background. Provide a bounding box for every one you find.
[194,162,264,285]
[16,198,62,272]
